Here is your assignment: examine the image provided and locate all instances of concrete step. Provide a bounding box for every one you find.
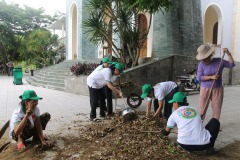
[36,70,69,76]
[26,60,100,92]
[34,74,65,83]
[34,73,68,78]
[29,76,64,87]
[39,67,70,71]
[26,77,65,91]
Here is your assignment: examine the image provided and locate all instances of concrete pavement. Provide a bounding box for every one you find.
[0,74,240,149]
[0,74,91,137]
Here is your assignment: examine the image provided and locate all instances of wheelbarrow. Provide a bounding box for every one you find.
[117,81,143,108]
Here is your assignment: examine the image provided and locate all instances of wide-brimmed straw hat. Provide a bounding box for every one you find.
[196,44,217,60]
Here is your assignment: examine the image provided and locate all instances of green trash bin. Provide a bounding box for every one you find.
[13,67,23,85]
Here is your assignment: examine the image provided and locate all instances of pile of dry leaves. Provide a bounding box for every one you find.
[52,111,196,160]
[0,111,201,160]
[1,111,240,160]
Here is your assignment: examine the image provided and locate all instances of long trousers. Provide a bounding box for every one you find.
[104,86,113,114]
[178,118,220,151]
[199,86,224,120]
[88,86,106,119]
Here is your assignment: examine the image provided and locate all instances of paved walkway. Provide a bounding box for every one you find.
[0,74,240,149]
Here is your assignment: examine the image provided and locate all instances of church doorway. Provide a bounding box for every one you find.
[203,5,223,45]
[138,13,147,58]
[212,22,218,44]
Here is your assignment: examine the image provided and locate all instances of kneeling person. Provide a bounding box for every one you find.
[9,90,51,150]
[161,92,220,153]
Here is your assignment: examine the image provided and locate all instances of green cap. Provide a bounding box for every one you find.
[102,57,112,64]
[114,63,124,74]
[19,90,43,101]
[168,92,186,103]
[141,84,153,99]
[111,62,118,65]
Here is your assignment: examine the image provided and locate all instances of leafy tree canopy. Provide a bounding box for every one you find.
[0,0,57,67]
[0,0,55,35]
[21,29,59,68]
[122,0,172,13]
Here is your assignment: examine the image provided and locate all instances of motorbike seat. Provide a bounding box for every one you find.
[176,76,190,80]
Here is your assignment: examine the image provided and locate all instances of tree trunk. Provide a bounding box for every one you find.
[0,42,9,67]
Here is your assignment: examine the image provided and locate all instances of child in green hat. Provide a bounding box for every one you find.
[9,90,52,150]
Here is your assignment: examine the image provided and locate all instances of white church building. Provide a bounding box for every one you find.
[201,0,240,61]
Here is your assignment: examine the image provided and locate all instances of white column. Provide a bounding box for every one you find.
[62,22,65,38]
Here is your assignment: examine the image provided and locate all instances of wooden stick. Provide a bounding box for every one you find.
[0,120,10,139]
[202,51,226,120]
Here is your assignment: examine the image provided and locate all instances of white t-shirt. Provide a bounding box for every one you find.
[9,105,40,138]
[93,65,104,72]
[167,106,211,145]
[147,81,177,101]
[87,67,112,89]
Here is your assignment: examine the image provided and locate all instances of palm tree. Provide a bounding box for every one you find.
[84,0,172,68]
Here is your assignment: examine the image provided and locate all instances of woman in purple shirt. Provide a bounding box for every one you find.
[196,44,235,120]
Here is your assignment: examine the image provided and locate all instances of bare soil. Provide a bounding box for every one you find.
[0,111,240,160]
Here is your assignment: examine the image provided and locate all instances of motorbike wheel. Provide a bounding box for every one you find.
[190,83,197,89]
[127,93,142,108]
[178,84,185,92]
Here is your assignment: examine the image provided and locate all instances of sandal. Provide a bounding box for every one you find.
[17,143,26,151]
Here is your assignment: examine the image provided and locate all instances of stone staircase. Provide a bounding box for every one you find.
[26,60,97,91]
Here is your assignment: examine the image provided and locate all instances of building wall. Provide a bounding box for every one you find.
[123,55,199,86]
[232,0,240,61]
[152,0,203,57]
[232,61,240,85]
[65,55,200,96]
[66,0,97,60]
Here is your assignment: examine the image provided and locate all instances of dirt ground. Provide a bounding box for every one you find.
[0,111,240,160]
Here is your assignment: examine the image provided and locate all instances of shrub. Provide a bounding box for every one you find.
[70,62,98,75]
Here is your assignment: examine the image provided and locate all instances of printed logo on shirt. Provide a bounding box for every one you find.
[178,108,197,119]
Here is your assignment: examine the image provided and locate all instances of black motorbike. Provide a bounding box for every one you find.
[176,69,200,94]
